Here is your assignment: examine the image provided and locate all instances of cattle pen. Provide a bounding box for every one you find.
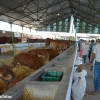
[0,0,100,100]
[0,43,76,100]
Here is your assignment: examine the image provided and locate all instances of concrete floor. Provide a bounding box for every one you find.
[76,51,100,100]
[83,63,100,100]
[0,52,14,59]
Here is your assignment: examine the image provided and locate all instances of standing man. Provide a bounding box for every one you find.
[90,39,99,71]
[82,41,89,65]
[90,39,100,94]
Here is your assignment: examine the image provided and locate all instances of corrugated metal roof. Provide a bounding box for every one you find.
[0,0,99,30]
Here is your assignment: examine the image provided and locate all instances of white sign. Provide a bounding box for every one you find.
[0,95,12,98]
[14,31,21,37]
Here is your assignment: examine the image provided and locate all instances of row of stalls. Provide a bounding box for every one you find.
[0,43,45,54]
[1,44,77,100]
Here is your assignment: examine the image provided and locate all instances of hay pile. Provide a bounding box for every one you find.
[28,46,36,50]
[1,45,11,53]
[13,65,35,81]
[0,58,13,67]
[0,58,35,81]
[14,50,26,56]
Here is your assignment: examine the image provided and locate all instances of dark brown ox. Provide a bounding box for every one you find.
[0,36,21,44]
[12,53,45,70]
[0,66,17,94]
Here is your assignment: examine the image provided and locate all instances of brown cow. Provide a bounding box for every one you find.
[28,49,49,63]
[50,40,68,53]
[28,49,59,61]
[45,38,53,47]
[45,49,59,60]
[0,66,17,94]
[12,53,45,70]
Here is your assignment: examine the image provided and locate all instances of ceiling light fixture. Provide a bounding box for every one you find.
[57,13,59,16]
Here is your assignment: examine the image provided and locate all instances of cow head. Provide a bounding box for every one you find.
[0,66,17,94]
[37,53,49,64]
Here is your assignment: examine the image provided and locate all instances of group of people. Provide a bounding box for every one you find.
[78,39,90,64]
[78,39,100,95]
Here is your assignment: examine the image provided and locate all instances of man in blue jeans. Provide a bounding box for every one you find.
[90,39,100,95]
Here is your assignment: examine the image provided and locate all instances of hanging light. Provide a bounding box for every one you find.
[57,13,59,16]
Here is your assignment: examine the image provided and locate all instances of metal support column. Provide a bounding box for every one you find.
[69,15,74,36]
[10,23,14,56]
[62,19,65,32]
[22,26,23,42]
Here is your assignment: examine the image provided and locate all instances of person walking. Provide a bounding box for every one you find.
[88,40,94,63]
[79,40,85,58]
[82,41,89,65]
[78,39,82,54]
[90,39,100,94]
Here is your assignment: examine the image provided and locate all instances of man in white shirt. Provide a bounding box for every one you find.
[90,39,100,94]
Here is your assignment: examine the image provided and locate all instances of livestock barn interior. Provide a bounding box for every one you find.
[0,0,100,100]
